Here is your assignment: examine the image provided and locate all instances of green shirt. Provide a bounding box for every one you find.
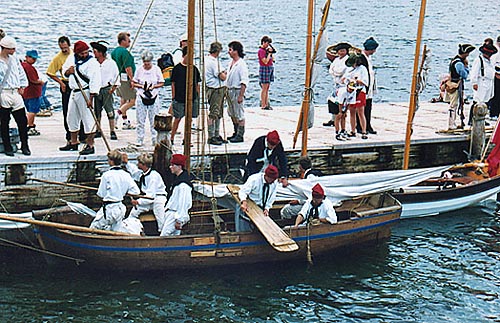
[111,46,136,75]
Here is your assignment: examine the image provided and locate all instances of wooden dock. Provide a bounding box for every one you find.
[0,100,488,186]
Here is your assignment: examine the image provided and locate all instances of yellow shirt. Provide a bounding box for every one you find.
[46,50,72,81]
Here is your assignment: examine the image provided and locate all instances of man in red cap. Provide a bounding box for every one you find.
[237,164,279,231]
[161,154,193,236]
[293,183,337,228]
[245,130,288,187]
[60,40,101,155]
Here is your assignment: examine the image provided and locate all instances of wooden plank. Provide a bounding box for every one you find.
[193,236,216,246]
[227,184,299,252]
[190,250,216,258]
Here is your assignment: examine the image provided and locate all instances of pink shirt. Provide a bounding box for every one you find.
[258,47,273,67]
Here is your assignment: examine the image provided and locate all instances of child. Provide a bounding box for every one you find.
[330,81,357,140]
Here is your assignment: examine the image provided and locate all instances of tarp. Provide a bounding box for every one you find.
[194,165,451,206]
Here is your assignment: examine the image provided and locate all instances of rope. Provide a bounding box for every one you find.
[0,236,85,263]
[306,220,313,265]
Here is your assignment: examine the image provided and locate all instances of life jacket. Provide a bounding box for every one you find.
[157,52,175,86]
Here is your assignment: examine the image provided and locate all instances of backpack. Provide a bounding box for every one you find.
[157,53,175,86]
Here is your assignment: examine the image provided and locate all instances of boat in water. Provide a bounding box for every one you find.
[0,191,400,270]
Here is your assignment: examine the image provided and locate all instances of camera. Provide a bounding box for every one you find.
[267,44,277,54]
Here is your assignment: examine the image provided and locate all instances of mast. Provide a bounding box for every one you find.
[184,0,196,171]
[403,0,427,169]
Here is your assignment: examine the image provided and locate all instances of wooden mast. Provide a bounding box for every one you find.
[183,0,196,171]
[403,0,427,169]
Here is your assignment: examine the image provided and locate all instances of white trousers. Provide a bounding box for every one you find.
[128,196,167,232]
[136,99,159,145]
[68,90,96,133]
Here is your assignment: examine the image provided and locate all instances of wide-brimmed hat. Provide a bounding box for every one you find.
[458,44,475,55]
[479,43,498,56]
[90,40,109,53]
[335,42,352,51]
[0,36,16,49]
[26,50,40,59]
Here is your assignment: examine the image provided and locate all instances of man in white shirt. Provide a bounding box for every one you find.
[469,42,497,124]
[161,154,193,236]
[125,152,168,234]
[90,41,119,140]
[0,36,30,156]
[226,41,249,143]
[237,165,279,231]
[294,183,337,228]
[61,40,102,155]
[90,150,141,234]
[205,41,227,145]
[324,42,350,127]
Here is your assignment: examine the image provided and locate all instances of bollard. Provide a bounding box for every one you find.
[471,102,488,160]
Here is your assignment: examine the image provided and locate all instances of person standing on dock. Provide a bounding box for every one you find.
[169,46,201,145]
[469,40,497,124]
[258,36,275,110]
[489,36,500,120]
[344,54,369,139]
[90,40,119,141]
[0,36,31,156]
[293,183,337,228]
[205,41,227,146]
[162,154,193,236]
[90,150,141,234]
[358,37,378,135]
[47,36,85,147]
[111,32,136,130]
[245,130,289,186]
[226,41,249,143]
[61,40,101,155]
[124,152,168,235]
[325,42,350,127]
[447,44,475,130]
[21,50,44,137]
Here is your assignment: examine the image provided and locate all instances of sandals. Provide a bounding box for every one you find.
[361,133,368,140]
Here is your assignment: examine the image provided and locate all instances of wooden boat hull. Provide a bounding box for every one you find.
[393,175,500,218]
[35,194,401,271]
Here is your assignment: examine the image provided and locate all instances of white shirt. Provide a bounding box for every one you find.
[97,58,120,88]
[470,54,495,103]
[133,64,164,98]
[362,52,376,98]
[97,167,140,202]
[344,65,369,92]
[62,54,101,94]
[333,86,357,106]
[226,58,249,89]
[238,173,278,211]
[328,55,348,86]
[0,56,28,89]
[126,163,167,206]
[299,198,337,224]
[172,47,183,66]
[166,182,192,223]
[205,54,226,88]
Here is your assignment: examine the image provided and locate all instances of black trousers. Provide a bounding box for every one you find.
[0,107,29,152]
[356,98,374,132]
[61,81,85,142]
[490,78,500,118]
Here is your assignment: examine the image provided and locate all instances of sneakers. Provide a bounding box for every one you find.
[59,143,79,151]
[110,131,118,140]
[348,132,356,138]
[79,145,95,155]
[123,120,136,130]
[27,127,40,136]
[335,133,345,141]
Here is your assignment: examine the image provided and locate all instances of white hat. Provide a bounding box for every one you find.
[0,36,16,49]
[179,33,188,42]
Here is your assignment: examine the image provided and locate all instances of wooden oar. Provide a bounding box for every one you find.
[31,178,154,200]
[227,184,299,252]
[0,213,133,236]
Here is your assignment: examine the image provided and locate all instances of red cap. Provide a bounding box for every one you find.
[266,130,280,146]
[170,154,187,168]
[74,40,89,54]
[312,183,325,198]
[264,165,279,181]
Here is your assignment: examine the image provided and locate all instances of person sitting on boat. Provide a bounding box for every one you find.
[90,150,141,234]
[237,165,279,231]
[280,156,323,219]
[293,183,337,229]
[161,154,193,236]
[245,130,289,187]
[124,152,168,235]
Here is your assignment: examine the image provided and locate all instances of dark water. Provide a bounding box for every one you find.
[1,203,500,322]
